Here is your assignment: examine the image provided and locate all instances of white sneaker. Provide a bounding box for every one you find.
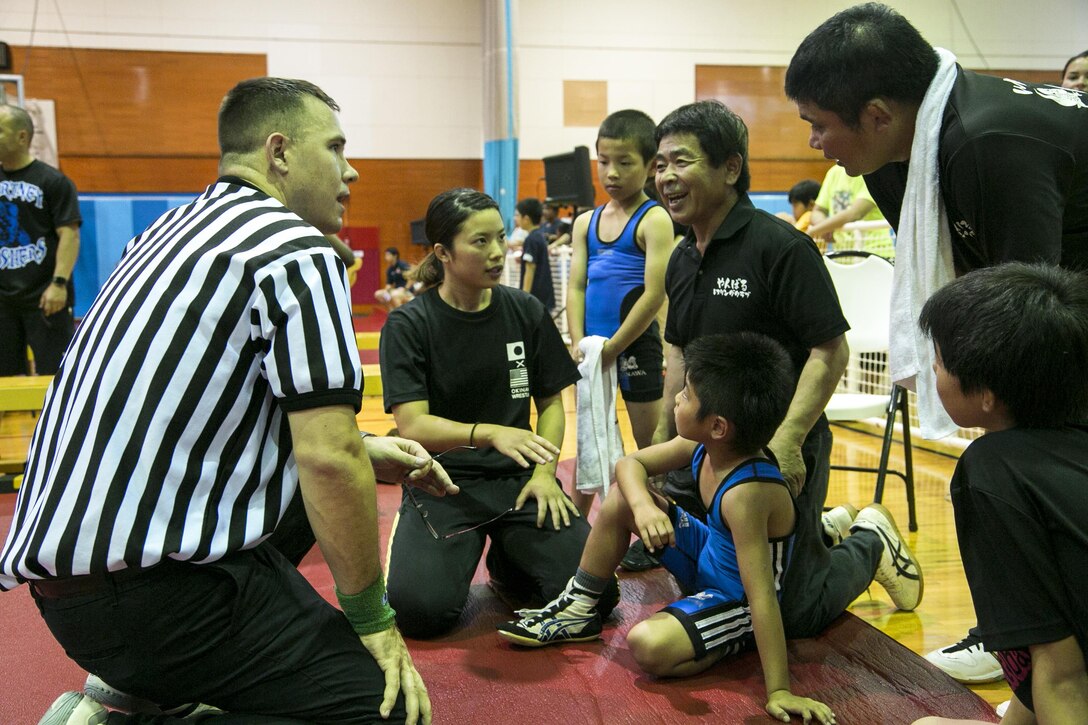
[84,673,161,714]
[38,692,108,725]
[924,634,1004,683]
[84,674,224,717]
[821,504,859,545]
[850,503,923,610]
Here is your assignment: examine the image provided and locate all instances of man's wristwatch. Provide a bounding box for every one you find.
[51,276,68,286]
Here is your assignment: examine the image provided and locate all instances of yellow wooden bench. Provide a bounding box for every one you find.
[0,375,52,486]
[362,364,383,397]
[0,375,53,413]
[357,332,382,397]
[355,331,381,351]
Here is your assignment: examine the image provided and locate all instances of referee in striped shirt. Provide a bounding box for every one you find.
[2,78,454,724]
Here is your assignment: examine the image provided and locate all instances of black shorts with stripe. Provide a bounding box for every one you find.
[661,590,756,660]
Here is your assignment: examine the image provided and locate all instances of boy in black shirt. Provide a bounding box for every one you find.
[914,263,1088,724]
[515,197,555,310]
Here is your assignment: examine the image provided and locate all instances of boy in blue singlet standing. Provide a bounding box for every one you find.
[566,109,677,515]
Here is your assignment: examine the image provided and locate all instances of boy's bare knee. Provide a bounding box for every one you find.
[627,622,675,676]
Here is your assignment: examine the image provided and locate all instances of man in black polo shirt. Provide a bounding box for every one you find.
[785,1,1087,683]
[651,100,920,638]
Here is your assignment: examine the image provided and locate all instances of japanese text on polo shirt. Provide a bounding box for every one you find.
[713,277,750,298]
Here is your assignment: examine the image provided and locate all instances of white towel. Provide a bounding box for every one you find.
[888,47,959,440]
[575,336,624,497]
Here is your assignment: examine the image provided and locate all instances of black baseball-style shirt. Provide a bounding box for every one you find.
[664,195,849,379]
[865,68,1088,274]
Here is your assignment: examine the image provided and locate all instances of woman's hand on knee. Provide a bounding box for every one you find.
[516,473,580,530]
[486,426,560,468]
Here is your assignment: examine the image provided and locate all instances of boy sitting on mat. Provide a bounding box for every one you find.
[913,263,1088,725]
[499,331,918,723]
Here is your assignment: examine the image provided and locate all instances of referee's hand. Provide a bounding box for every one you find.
[363,435,459,497]
[359,626,431,725]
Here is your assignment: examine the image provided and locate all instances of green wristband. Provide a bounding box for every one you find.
[335,572,397,635]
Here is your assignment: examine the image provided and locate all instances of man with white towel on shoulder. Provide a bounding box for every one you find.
[785,0,1088,690]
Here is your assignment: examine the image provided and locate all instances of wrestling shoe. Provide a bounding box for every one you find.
[821,503,859,546]
[850,503,923,611]
[924,633,1004,683]
[497,577,602,647]
[38,692,108,725]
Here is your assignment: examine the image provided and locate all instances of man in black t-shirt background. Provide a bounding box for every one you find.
[785,1,1088,683]
[0,103,81,375]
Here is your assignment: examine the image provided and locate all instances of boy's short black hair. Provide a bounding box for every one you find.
[919,262,1088,427]
[385,246,399,257]
[516,197,543,225]
[655,100,751,194]
[597,109,657,164]
[683,332,795,453]
[785,2,940,127]
[788,179,821,206]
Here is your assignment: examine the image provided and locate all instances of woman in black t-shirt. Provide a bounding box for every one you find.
[379,188,616,638]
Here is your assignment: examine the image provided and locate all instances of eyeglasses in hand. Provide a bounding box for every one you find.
[401,445,515,541]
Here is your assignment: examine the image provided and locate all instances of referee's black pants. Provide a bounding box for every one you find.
[386,475,619,639]
[32,543,405,724]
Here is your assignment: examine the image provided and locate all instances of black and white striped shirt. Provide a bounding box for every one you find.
[0,178,362,589]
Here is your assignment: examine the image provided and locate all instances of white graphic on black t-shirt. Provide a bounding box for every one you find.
[0,200,46,270]
[713,276,750,298]
[1002,78,1088,109]
[507,341,530,399]
[953,220,976,239]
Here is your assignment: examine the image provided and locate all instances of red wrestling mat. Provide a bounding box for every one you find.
[1,484,998,725]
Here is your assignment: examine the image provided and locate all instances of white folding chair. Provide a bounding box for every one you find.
[823,251,917,531]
